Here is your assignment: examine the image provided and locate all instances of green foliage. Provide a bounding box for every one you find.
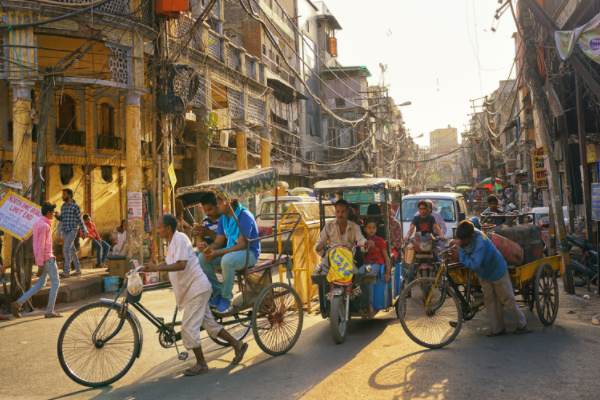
[429,173,441,184]
[199,113,218,149]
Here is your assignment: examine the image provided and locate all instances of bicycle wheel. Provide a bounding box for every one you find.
[58,302,140,387]
[535,263,559,326]
[209,311,251,347]
[398,278,462,349]
[252,282,303,356]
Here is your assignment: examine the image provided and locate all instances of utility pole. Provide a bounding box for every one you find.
[517,0,575,293]
[576,76,593,240]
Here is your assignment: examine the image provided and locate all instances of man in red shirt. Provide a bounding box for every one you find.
[83,214,111,268]
[12,202,62,319]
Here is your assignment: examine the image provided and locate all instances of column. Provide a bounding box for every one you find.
[194,107,210,222]
[236,129,248,171]
[123,89,146,263]
[260,127,271,168]
[10,80,35,189]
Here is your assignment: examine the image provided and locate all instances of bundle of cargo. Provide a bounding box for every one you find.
[489,232,524,266]
[498,222,544,265]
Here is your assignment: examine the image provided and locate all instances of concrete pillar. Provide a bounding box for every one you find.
[236,129,248,171]
[123,89,145,263]
[260,127,271,168]
[194,107,210,221]
[10,80,35,189]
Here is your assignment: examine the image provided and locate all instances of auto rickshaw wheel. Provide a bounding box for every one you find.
[330,294,348,344]
[251,282,303,356]
[535,263,559,326]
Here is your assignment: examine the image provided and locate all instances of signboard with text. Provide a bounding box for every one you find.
[210,150,237,170]
[0,191,42,240]
[532,148,549,191]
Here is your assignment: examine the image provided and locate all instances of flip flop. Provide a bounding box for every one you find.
[513,327,532,335]
[45,313,63,319]
[232,342,248,364]
[183,366,209,376]
[486,329,507,337]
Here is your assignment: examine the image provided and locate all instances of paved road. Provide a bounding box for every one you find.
[2,283,600,400]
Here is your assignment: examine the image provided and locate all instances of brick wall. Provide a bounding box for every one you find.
[224,2,263,58]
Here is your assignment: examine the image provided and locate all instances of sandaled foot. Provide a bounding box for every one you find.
[71,271,82,276]
[59,272,70,278]
[486,329,507,337]
[11,302,21,318]
[45,313,63,319]
[183,363,209,376]
[232,342,248,364]
[513,327,532,335]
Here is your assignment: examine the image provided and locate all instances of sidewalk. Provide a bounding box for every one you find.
[0,257,110,313]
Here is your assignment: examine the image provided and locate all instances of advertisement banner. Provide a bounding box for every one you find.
[210,150,237,170]
[532,148,549,191]
[592,183,600,221]
[556,13,600,65]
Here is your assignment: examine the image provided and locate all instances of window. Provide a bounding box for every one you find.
[262,44,266,55]
[306,20,309,32]
[99,103,115,136]
[276,55,280,66]
[58,95,76,129]
[335,98,346,108]
[101,166,113,182]
[260,201,293,220]
[402,199,456,222]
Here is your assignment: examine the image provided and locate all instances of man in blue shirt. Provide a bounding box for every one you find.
[483,195,504,226]
[55,188,88,277]
[193,193,221,245]
[454,220,530,336]
[198,198,260,313]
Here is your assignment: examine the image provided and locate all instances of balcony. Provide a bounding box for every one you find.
[97,135,122,153]
[56,128,86,148]
[264,56,296,88]
[45,0,154,27]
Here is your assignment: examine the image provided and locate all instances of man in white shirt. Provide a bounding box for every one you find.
[110,223,128,256]
[142,214,248,376]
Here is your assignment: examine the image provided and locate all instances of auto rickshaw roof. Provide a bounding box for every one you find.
[313,177,404,191]
[176,167,278,207]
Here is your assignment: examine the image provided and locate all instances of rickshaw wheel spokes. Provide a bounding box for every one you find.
[535,263,559,326]
[252,282,303,356]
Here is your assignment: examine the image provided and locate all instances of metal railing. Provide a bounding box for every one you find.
[97,135,122,150]
[56,128,86,147]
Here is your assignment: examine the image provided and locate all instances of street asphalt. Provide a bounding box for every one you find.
[2,281,600,399]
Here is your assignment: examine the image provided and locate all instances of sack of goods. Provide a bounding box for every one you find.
[127,273,144,302]
[489,232,524,267]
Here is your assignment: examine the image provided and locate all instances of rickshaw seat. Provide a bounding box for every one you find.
[248,254,291,273]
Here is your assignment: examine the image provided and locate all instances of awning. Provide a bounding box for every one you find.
[267,72,308,104]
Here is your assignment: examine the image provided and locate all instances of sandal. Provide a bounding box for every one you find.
[183,366,209,376]
[513,327,532,335]
[232,342,248,364]
[11,302,21,318]
[45,313,63,318]
[486,329,507,337]
[0,315,10,320]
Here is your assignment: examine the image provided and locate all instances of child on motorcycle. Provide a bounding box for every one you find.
[358,219,391,311]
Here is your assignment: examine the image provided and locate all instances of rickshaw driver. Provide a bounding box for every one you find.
[141,215,248,376]
[198,198,260,314]
[315,200,374,274]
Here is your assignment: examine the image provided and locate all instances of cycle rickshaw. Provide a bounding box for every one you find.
[310,178,404,343]
[57,167,304,387]
[397,245,561,349]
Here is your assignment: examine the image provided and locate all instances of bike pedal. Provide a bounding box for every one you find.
[179,352,189,361]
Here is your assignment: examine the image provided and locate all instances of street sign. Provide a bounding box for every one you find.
[0,191,42,240]
[592,183,600,221]
[532,148,549,191]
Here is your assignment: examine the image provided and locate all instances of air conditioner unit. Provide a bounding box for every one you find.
[219,130,230,147]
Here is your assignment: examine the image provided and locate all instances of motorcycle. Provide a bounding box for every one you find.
[404,233,442,295]
[566,233,598,286]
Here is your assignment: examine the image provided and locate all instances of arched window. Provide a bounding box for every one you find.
[58,95,76,130]
[99,103,115,136]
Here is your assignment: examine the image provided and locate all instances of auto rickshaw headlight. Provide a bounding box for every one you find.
[365,265,372,274]
[313,265,322,275]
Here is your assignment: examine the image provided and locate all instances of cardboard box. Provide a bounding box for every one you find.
[143,272,160,286]
[106,257,131,278]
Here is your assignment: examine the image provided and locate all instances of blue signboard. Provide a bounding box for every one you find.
[592,183,600,221]
[477,175,482,180]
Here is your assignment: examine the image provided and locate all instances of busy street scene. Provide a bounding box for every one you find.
[2,0,600,399]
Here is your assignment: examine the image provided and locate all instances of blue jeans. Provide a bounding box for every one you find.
[63,229,80,273]
[198,251,258,302]
[358,263,380,308]
[17,258,60,314]
[92,239,110,265]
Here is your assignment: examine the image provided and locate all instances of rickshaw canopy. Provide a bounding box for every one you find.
[313,177,404,191]
[176,167,279,207]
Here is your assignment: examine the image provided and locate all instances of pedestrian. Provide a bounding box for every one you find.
[111,220,125,246]
[82,214,110,269]
[141,214,248,375]
[55,189,88,278]
[11,202,62,319]
[452,220,531,336]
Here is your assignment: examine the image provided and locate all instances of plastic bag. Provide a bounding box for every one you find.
[128,273,143,296]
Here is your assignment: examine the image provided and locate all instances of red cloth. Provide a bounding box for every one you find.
[364,235,387,264]
[83,222,101,241]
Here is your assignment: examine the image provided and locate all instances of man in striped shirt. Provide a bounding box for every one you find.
[55,189,88,277]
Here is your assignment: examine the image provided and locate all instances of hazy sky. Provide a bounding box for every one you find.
[325,0,518,147]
